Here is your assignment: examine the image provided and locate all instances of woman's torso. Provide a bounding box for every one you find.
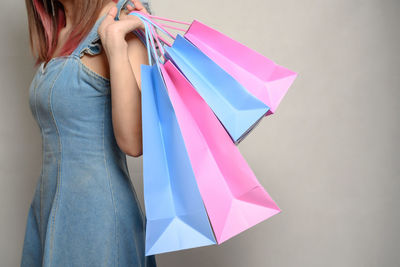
[22,0,157,265]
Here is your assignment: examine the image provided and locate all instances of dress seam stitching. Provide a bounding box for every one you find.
[47,58,69,266]
[103,96,119,267]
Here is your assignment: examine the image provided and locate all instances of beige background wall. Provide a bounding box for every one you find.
[1,0,399,266]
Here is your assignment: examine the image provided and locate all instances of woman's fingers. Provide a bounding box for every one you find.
[129,0,149,14]
[98,5,118,38]
[119,11,146,32]
[131,0,144,10]
[98,0,149,50]
[104,5,118,25]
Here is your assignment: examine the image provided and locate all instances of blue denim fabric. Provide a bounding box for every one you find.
[20,0,157,266]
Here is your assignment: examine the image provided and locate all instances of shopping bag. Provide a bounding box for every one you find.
[184,20,298,115]
[130,12,270,144]
[160,58,281,244]
[139,19,216,256]
[163,35,270,144]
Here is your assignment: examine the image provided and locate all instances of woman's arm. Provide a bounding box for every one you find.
[108,34,146,157]
[98,1,149,157]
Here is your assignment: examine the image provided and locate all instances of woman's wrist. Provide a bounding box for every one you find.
[104,38,128,61]
[107,45,130,68]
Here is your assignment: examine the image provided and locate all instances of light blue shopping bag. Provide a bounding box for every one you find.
[163,34,270,144]
[138,18,216,256]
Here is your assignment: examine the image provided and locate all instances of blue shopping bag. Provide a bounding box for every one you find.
[163,34,270,144]
[139,20,216,256]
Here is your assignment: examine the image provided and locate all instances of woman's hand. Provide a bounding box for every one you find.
[97,0,147,60]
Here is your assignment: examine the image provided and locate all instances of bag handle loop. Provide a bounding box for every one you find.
[129,11,191,48]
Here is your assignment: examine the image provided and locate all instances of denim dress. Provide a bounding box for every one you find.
[20,0,157,266]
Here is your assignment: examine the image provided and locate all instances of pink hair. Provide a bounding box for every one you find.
[29,0,118,66]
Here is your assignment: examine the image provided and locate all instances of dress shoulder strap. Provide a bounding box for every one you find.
[71,0,132,58]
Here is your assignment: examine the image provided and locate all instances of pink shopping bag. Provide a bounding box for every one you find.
[160,59,281,244]
[184,20,297,114]
[138,13,297,115]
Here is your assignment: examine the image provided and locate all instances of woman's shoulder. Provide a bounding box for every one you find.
[79,41,111,81]
[78,1,150,82]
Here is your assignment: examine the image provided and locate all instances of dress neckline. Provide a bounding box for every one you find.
[42,56,61,71]
[40,55,71,74]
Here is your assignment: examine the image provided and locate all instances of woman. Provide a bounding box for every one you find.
[20,0,157,266]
